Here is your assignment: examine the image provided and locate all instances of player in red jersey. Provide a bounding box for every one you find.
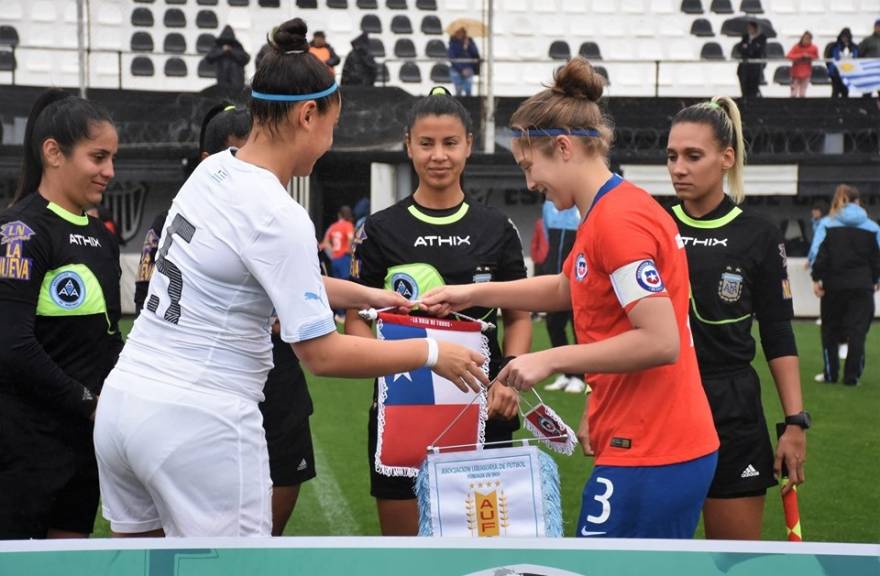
[422,58,719,538]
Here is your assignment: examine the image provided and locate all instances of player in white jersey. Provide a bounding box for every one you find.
[93,18,488,538]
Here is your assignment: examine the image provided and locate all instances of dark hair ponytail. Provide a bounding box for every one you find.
[405,86,474,136]
[14,88,113,205]
[200,103,252,155]
[250,18,339,133]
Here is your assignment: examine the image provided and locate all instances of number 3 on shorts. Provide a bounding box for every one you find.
[580,476,613,536]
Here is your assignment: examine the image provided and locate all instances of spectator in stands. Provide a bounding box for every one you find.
[448,27,480,97]
[786,32,819,98]
[857,19,880,106]
[810,184,880,386]
[341,32,378,87]
[828,28,859,99]
[309,31,340,72]
[858,19,880,59]
[736,20,766,100]
[537,199,588,394]
[205,26,251,99]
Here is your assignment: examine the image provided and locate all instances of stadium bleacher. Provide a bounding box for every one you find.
[0,0,878,96]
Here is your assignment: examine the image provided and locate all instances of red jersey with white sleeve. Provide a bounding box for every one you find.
[562,175,718,467]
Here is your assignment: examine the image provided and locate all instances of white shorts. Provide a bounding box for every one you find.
[94,370,272,537]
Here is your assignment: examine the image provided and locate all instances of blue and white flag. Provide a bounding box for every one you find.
[837,59,880,93]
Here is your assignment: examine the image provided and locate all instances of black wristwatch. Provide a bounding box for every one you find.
[784,411,812,430]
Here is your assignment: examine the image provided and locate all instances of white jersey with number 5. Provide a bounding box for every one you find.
[115,149,335,402]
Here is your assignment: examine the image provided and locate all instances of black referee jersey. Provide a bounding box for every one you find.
[0,194,123,420]
[670,197,795,375]
[351,195,526,380]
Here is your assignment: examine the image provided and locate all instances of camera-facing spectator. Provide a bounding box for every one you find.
[309,31,341,71]
[827,28,859,98]
[448,27,480,97]
[205,26,251,98]
[786,31,819,98]
[736,20,767,100]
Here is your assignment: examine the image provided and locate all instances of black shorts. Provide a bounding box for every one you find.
[0,396,99,538]
[260,368,316,488]
[367,403,519,500]
[702,367,778,499]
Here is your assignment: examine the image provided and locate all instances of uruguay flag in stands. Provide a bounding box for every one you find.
[375,313,488,477]
[838,59,880,93]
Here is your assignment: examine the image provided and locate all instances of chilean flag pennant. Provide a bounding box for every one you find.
[521,392,578,456]
[375,313,489,477]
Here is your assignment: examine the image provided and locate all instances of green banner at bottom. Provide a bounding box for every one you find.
[0,538,877,576]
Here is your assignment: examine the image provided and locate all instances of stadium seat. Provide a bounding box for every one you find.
[164,33,186,53]
[131,55,155,76]
[766,41,783,59]
[425,39,446,58]
[690,18,713,37]
[594,65,610,84]
[0,26,19,47]
[197,33,215,53]
[164,8,186,28]
[196,10,218,28]
[680,0,703,13]
[700,41,724,60]
[578,41,602,60]
[391,15,412,34]
[773,65,791,85]
[421,15,442,35]
[297,0,317,6]
[165,57,188,77]
[376,62,390,84]
[549,40,571,60]
[416,0,436,9]
[740,0,762,13]
[394,38,416,57]
[197,58,216,77]
[387,0,407,8]
[357,0,378,7]
[131,7,154,27]
[709,0,733,13]
[197,0,218,4]
[133,0,154,3]
[430,62,450,82]
[327,0,348,7]
[368,37,385,57]
[131,31,154,52]
[721,17,775,38]
[259,0,280,5]
[399,61,421,82]
[166,0,186,4]
[361,14,381,33]
[228,0,249,5]
[811,64,830,85]
[0,50,15,71]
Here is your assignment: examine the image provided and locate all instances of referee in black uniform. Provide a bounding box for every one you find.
[666,96,808,540]
[0,90,123,538]
[346,88,530,536]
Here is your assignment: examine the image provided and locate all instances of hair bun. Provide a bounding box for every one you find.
[551,57,605,102]
[272,18,309,53]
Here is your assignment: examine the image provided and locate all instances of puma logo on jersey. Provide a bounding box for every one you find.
[680,236,728,247]
[69,234,102,247]
[413,235,471,247]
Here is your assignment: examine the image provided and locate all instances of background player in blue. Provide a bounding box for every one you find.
[0,89,122,538]
[666,96,808,540]
[346,87,530,536]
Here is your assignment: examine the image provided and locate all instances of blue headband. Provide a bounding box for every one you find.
[512,128,600,138]
[251,83,339,102]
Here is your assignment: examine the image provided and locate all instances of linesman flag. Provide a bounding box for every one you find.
[374,313,489,477]
[837,59,880,93]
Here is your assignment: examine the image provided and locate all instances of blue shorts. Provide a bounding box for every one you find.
[331,254,351,280]
[576,451,718,539]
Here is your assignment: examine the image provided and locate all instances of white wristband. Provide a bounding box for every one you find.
[424,337,439,369]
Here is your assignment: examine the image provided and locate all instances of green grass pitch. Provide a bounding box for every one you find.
[98,319,879,543]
